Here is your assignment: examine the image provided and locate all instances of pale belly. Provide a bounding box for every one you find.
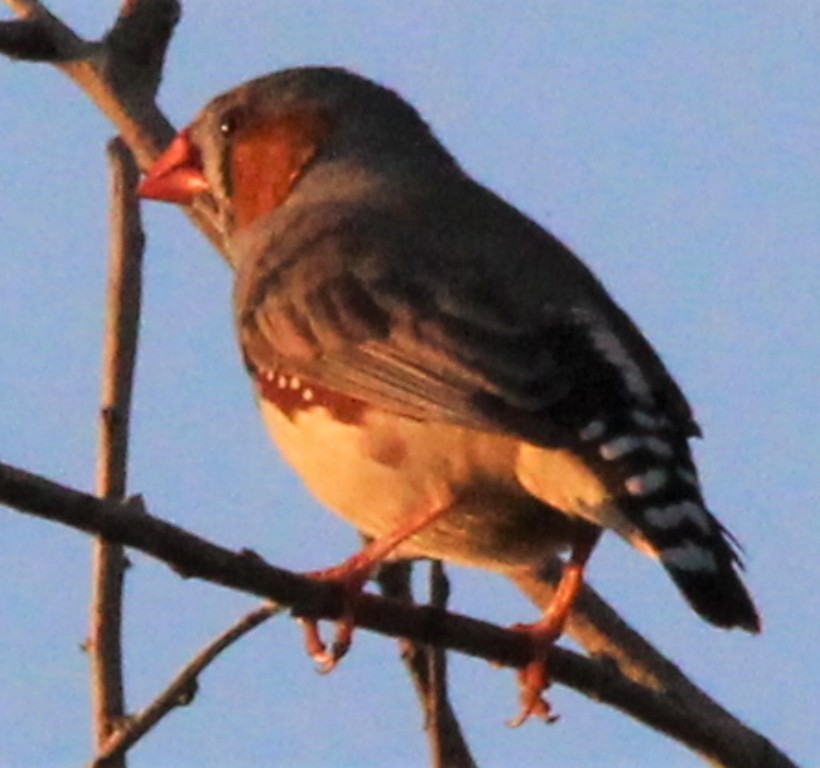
[258,398,582,571]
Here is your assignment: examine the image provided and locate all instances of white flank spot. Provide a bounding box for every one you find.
[600,435,643,460]
[277,375,288,389]
[302,387,314,402]
[289,376,302,390]
[579,420,606,442]
[644,436,674,458]
[662,542,718,572]
[625,468,668,496]
[644,501,712,534]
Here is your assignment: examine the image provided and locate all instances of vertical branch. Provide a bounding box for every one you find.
[424,560,466,768]
[378,562,477,768]
[89,137,144,761]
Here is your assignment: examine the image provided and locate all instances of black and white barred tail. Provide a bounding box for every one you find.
[577,407,760,633]
[547,311,760,632]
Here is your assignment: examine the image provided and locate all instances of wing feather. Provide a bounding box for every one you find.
[235,181,698,443]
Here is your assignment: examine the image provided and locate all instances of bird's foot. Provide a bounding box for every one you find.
[507,621,561,727]
[507,527,599,724]
[299,551,375,672]
[299,489,455,672]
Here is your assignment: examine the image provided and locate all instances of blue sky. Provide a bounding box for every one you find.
[1,3,817,766]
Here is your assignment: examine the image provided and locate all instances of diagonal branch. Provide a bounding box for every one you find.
[0,460,798,768]
[90,603,280,768]
[0,0,224,250]
[0,16,68,59]
[0,0,88,60]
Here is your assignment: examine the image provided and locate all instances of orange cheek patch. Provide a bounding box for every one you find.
[230,110,332,229]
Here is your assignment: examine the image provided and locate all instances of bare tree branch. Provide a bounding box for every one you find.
[0,460,798,768]
[511,567,787,767]
[87,136,145,766]
[90,604,280,768]
[0,1,88,60]
[0,17,64,59]
[102,0,180,101]
[378,561,478,768]
[425,561,465,768]
[0,0,224,251]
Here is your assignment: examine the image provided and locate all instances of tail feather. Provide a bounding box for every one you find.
[568,403,761,632]
[661,540,761,632]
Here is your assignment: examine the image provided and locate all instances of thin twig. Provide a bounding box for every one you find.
[90,604,280,767]
[87,137,144,765]
[425,561,471,768]
[378,562,477,768]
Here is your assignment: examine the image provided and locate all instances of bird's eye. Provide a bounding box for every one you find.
[219,107,245,137]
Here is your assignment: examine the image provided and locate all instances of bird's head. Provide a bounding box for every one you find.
[138,67,456,247]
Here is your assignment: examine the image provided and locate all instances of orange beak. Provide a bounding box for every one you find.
[138,129,210,204]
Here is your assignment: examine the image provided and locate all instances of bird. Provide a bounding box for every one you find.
[138,66,760,723]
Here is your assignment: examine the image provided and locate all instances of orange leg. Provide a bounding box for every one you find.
[300,490,453,672]
[509,525,601,726]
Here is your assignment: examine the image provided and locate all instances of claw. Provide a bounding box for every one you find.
[508,657,559,727]
[299,558,370,673]
[507,623,561,726]
[300,616,350,672]
[506,525,601,725]
[295,493,454,673]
